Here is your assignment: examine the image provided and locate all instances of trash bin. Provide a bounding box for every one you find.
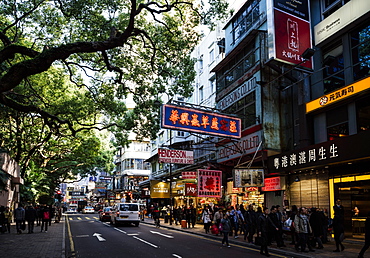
[181,220,187,229]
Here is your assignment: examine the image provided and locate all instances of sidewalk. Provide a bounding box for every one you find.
[142,217,366,258]
[1,218,65,258]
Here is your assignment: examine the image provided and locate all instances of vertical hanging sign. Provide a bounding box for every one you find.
[197,169,222,197]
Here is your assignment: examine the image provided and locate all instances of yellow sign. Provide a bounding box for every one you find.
[306,76,370,113]
[150,180,170,198]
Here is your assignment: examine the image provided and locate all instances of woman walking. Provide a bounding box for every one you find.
[221,212,231,248]
[332,199,345,252]
[202,206,212,234]
[258,207,274,257]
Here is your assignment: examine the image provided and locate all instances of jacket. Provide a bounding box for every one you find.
[14,207,25,221]
[221,218,231,232]
[294,214,312,234]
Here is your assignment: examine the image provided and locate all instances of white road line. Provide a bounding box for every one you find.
[133,236,159,248]
[114,228,127,234]
[127,233,139,236]
[172,254,182,258]
[150,230,174,238]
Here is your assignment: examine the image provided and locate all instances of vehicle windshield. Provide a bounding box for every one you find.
[119,204,138,211]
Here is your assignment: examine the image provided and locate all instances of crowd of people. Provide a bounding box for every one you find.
[0,204,61,234]
[146,199,370,258]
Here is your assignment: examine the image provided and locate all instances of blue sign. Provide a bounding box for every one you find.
[161,104,241,139]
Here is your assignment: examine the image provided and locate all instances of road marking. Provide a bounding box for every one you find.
[76,235,89,238]
[114,228,127,234]
[66,216,75,254]
[103,222,110,227]
[93,217,99,220]
[77,217,82,220]
[69,218,73,220]
[93,233,106,242]
[172,254,182,258]
[133,236,158,248]
[85,217,91,220]
[127,233,139,236]
[150,230,174,238]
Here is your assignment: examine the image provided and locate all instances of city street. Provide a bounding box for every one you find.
[65,214,284,258]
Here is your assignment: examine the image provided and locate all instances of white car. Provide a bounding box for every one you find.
[110,203,140,226]
[82,206,95,214]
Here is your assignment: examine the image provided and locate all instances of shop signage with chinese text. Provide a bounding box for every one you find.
[158,148,194,164]
[185,183,197,197]
[182,171,197,179]
[306,76,370,113]
[262,177,281,191]
[161,104,241,139]
[150,180,170,198]
[197,169,222,198]
[233,168,264,188]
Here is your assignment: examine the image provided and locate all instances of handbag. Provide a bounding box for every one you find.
[255,236,263,246]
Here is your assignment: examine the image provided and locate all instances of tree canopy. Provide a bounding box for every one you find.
[0,0,228,201]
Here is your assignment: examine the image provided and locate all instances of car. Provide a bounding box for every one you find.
[110,203,140,227]
[82,206,95,214]
[99,207,112,221]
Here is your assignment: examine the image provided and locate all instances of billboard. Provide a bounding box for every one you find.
[185,183,198,197]
[262,177,281,192]
[158,148,194,164]
[197,169,222,198]
[161,104,241,139]
[150,180,170,198]
[233,168,264,188]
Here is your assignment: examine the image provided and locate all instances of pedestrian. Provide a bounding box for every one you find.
[14,204,25,234]
[4,206,12,233]
[41,205,50,233]
[268,206,281,246]
[289,205,298,245]
[220,212,231,248]
[257,207,273,257]
[358,211,370,258]
[229,204,244,239]
[0,206,5,233]
[244,204,257,243]
[309,207,324,249]
[294,207,315,252]
[332,199,345,252]
[25,205,37,233]
[275,205,286,247]
[213,207,222,234]
[36,205,42,226]
[152,203,160,227]
[202,205,212,234]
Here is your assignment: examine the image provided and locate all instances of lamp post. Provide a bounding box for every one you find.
[169,129,173,225]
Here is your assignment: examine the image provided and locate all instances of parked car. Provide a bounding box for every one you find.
[110,203,140,226]
[99,207,112,222]
[82,206,95,214]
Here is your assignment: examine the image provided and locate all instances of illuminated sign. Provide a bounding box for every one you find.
[262,177,281,192]
[233,169,264,188]
[161,104,241,139]
[182,171,197,179]
[306,76,370,113]
[158,148,194,164]
[150,180,170,198]
[185,183,197,197]
[197,169,222,198]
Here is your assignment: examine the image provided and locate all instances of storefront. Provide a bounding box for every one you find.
[225,181,264,209]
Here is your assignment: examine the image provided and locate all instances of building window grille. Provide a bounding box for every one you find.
[351,22,370,81]
[326,105,348,140]
[323,43,345,94]
[321,0,351,18]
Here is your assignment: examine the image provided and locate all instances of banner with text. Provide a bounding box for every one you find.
[158,148,194,164]
[233,168,264,188]
[197,169,222,198]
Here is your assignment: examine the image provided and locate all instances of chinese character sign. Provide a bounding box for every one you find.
[197,169,222,197]
[233,169,264,188]
[185,183,197,197]
[161,104,241,139]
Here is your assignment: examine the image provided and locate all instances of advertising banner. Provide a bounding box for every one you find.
[262,177,281,191]
[233,169,264,188]
[182,171,197,179]
[158,148,194,164]
[150,180,170,198]
[185,183,198,197]
[161,104,241,139]
[197,169,222,197]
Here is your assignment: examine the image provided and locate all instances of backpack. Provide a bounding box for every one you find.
[43,211,50,220]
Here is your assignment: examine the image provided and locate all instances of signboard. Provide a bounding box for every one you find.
[233,169,264,188]
[217,128,262,163]
[150,180,170,198]
[185,183,198,197]
[268,0,312,69]
[182,171,197,179]
[306,76,370,113]
[158,148,194,164]
[99,176,112,181]
[161,104,241,139]
[197,169,222,198]
[314,0,370,45]
[262,177,281,191]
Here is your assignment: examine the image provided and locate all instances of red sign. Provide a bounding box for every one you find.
[262,177,281,192]
[274,9,312,69]
[158,148,194,164]
[185,183,197,197]
[182,171,197,179]
[197,169,222,198]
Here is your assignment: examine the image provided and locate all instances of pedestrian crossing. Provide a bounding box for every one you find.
[67,216,100,221]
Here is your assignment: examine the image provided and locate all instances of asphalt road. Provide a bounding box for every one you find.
[66,213,287,258]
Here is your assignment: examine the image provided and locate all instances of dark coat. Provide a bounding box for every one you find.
[25,207,37,221]
[365,216,370,241]
[309,211,324,237]
[268,212,280,230]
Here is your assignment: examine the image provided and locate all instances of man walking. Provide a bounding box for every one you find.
[25,205,37,233]
[14,205,25,234]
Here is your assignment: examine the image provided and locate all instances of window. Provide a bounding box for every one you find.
[326,106,348,140]
[209,79,215,92]
[225,92,256,130]
[357,96,370,132]
[199,86,204,102]
[209,49,214,63]
[321,0,351,18]
[351,22,370,81]
[323,42,345,93]
[198,55,203,73]
[177,131,186,137]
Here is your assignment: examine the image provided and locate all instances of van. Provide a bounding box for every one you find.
[110,203,140,226]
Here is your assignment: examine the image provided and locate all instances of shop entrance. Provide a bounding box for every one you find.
[335,178,370,239]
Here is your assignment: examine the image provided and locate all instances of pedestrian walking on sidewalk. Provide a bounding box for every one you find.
[309,207,324,249]
[221,212,231,248]
[14,205,25,234]
[25,205,37,233]
[4,207,12,233]
[41,205,50,232]
[202,206,212,234]
[294,207,315,253]
[258,207,272,257]
[358,211,370,258]
[332,199,345,252]
[0,206,5,233]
